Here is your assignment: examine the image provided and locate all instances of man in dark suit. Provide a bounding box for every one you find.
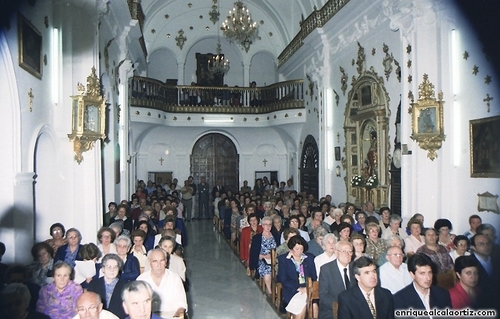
[318,241,356,319]
[470,233,500,313]
[394,254,452,319]
[338,257,394,319]
[211,179,225,200]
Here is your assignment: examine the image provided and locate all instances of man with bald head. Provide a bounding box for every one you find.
[136,249,187,317]
[72,291,118,319]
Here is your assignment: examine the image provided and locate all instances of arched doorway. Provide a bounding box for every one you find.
[190,133,239,195]
[300,135,319,198]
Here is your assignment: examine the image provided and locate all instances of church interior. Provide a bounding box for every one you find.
[0,0,499,271]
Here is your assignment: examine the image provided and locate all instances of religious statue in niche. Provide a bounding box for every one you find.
[362,127,378,180]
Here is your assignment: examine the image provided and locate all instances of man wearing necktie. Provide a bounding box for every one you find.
[318,241,356,319]
[338,256,394,319]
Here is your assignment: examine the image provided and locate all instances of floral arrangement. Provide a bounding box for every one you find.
[351,174,363,186]
[365,174,378,188]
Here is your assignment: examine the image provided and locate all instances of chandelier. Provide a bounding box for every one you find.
[208,1,230,76]
[208,42,230,75]
[222,1,258,53]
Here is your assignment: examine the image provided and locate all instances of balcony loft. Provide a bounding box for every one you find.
[130,77,305,115]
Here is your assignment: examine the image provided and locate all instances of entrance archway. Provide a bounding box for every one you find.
[190,133,239,195]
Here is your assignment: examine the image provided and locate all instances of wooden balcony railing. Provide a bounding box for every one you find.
[130,77,304,114]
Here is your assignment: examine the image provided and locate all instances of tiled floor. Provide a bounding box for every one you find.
[185,220,280,319]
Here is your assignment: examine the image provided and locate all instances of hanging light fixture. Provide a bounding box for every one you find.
[222,1,258,53]
[208,1,230,76]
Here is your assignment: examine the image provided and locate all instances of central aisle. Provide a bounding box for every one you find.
[184,220,280,319]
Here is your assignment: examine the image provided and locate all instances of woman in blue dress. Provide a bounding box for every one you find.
[249,216,276,295]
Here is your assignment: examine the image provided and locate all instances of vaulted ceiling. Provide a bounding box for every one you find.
[140,0,328,58]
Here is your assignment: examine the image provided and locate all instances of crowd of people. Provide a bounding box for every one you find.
[0,177,195,319]
[211,179,500,319]
[0,175,499,319]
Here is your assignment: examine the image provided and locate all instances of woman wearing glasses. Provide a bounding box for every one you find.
[54,228,83,268]
[87,254,127,318]
[249,216,276,295]
[45,223,67,257]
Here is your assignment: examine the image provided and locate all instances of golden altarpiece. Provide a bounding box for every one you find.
[343,54,391,209]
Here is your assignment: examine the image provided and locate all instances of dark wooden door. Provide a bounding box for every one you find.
[300,135,319,198]
[190,133,239,195]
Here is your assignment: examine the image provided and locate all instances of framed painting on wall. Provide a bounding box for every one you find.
[470,115,500,178]
[18,13,42,79]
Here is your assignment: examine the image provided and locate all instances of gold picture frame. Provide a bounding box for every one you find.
[470,115,500,178]
[18,13,42,79]
[410,74,445,160]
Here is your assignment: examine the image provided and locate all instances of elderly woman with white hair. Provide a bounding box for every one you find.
[114,235,140,281]
[54,228,83,268]
[36,261,83,319]
[249,216,277,295]
[87,254,127,318]
[1,283,50,319]
[382,214,408,241]
[314,233,337,277]
[307,226,329,256]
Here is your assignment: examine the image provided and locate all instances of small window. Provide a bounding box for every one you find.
[360,85,372,106]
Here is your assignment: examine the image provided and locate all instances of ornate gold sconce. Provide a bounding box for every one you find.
[409,74,445,160]
[68,67,106,164]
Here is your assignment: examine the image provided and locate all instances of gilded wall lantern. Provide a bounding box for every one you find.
[409,74,445,160]
[68,67,106,164]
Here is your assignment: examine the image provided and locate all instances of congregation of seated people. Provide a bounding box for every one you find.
[1,176,500,319]
[212,177,500,319]
[0,177,192,319]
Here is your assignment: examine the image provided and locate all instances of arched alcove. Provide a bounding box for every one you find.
[34,131,58,241]
[300,135,319,198]
[344,70,390,208]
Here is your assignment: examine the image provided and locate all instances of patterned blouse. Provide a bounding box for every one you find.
[365,238,387,264]
[416,244,454,273]
[36,280,83,319]
[45,238,67,257]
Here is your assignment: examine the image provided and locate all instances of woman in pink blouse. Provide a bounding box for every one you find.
[36,261,83,319]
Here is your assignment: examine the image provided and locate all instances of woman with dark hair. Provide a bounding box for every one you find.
[27,242,54,287]
[345,203,356,216]
[54,228,83,268]
[96,226,117,261]
[277,235,317,319]
[87,254,127,318]
[449,255,480,309]
[337,222,353,242]
[416,228,454,273]
[77,243,101,289]
[352,211,368,234]
[449,235,471,262]
[44,223,67,257]
[435,218,456,252]
[240,213,262,275]
[36,261,83,319]
[109,204,133,234]
[130,229,148,273]
[135,220,155,251]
